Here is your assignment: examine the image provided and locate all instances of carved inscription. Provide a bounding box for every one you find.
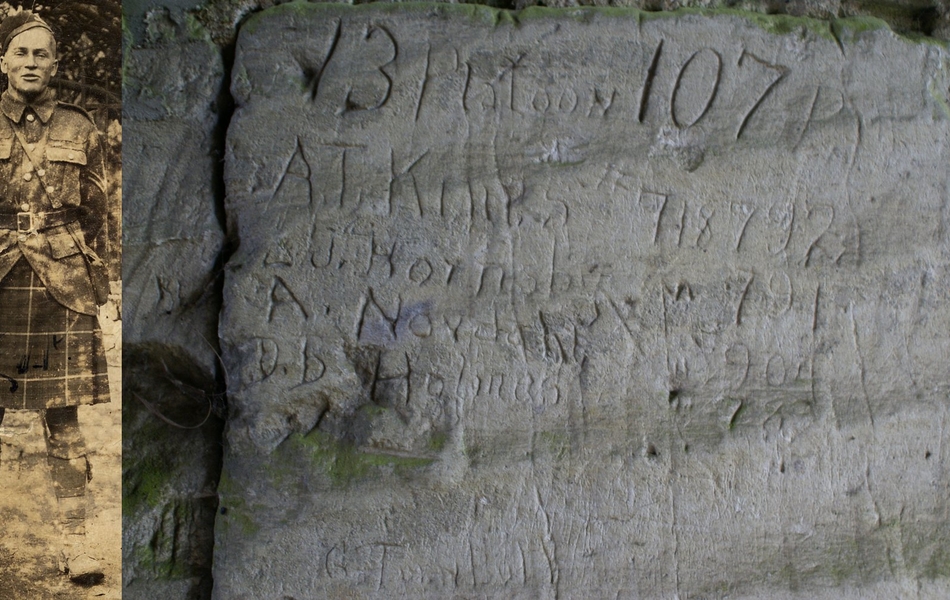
[283,19,842,145]
[670,48,721,128]
[221,5,950,598]
[303,20,397,112]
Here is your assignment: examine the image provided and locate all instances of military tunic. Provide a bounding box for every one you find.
[0,88,109,409]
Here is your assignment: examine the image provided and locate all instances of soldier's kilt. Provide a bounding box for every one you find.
[0,258,108,410]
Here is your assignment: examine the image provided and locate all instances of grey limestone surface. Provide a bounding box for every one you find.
[123,32,225,368]
[215,3,950,598]
[122,26,227,600]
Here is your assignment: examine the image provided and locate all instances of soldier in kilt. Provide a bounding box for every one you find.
[0,10,109,583]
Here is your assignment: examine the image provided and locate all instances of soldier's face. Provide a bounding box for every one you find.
[0,29,57,98]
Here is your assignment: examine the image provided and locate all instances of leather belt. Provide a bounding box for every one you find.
[0,207,81,233]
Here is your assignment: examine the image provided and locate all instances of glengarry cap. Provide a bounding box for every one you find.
[0,11,53,55]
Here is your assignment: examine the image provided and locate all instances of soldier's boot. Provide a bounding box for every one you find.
[50,456,103,584]
[57,494,102,584]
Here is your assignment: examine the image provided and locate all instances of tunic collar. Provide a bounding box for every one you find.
[0,89,55,124]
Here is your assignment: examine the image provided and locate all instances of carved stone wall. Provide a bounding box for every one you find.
[215,4,950,598]
[122,1,950,598]
[122,24,226,600]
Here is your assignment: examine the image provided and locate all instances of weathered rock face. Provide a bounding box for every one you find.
[122,24,227,599]
[183,0,950,47]
[216,4,950,598]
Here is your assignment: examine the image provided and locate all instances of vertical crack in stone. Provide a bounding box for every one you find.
[195,35,239,600]
[122,9,234,597]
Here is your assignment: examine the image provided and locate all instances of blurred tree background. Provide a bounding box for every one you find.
[0,0,121,279]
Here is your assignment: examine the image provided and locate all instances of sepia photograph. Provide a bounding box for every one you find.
[0,0,120,597]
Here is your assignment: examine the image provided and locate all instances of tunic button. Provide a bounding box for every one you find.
[25,114,34,122]
[19,203,29,211]
[36,169,45,177]
[17,235,26,242]
[46,186,54,194]
[26,143,34,151]
[67,152,75,160]
[23,172,32,181]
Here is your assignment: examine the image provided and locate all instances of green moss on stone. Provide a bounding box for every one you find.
[125,457,172,511]
[233,507,261,536]
[540,430,571,460]
[133,511,190,580]
[239,0,311,36]
[427,431,449,452]
[357,403,388,418]
[216,471,261,535]
[286,429,434,486]
[184,13,214,42]
[134,544,177,579]
[920,542,950,579]
[830,15,890,45]
[122,418,176,517]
